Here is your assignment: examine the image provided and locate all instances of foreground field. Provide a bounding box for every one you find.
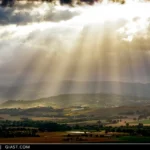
[0,132,118,143]
[0,131,150,143]
[117,136,150,143]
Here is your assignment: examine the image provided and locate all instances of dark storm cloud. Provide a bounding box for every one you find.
[0,3,81,25]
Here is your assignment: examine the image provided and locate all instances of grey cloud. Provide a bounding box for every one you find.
[0,3,81,25]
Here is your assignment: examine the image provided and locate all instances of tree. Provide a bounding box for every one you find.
[126,123,129,127]
[105,130,108,134]
[97,120,103,128]
[138,123,143,128]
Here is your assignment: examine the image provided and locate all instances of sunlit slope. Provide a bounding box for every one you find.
[0,93,148,109]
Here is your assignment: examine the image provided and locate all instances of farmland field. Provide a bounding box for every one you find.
[117,136,150,143]
[130,119,150,125]
[2,131,149,143]
[0,132,119,143]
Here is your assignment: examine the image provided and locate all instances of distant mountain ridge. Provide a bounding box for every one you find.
[0,81,150,101]
[0,93,149,109]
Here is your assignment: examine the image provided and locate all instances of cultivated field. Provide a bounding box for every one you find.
[0,131,119,143]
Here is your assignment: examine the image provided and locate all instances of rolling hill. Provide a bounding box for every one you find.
[1,81,150,101]
[0,93,149,109]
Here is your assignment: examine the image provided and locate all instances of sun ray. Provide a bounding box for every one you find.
[1,0,150,104]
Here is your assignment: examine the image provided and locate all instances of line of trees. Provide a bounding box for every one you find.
[1,120,150,137]
[101,124,150,136]
[0,120,71,132]
[0,127,39,137]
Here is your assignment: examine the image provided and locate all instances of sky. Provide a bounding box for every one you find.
[1,0,150,88]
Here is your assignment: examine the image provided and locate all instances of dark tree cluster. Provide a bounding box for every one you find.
[100,124,150,136]
[0,120,71,132]
[0,127,39,138]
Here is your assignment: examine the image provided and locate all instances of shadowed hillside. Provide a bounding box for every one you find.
[1,81,150,101]
[0,93,149,109]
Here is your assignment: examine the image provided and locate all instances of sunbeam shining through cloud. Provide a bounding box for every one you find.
[0,0,150,100]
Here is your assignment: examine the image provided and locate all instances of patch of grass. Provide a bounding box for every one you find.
[117,136,150,143]
[130,119,150,125]
[66,120,98,125]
